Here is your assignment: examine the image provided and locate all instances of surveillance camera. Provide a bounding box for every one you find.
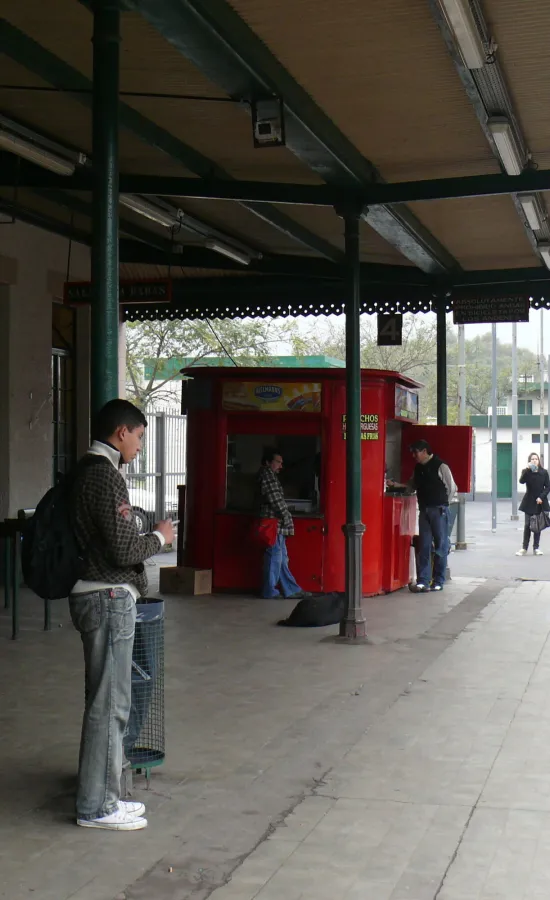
[252,98,286,148]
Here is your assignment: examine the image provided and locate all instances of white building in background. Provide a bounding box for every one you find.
[471,377,549,497]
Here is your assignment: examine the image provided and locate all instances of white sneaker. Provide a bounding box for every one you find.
[77,803,148,830]
[120,800,146,817]
[516,549,527,556]
[534,549,544,556]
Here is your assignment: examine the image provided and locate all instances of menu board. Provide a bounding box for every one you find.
[395,385,419,421]
[222,381,321,412]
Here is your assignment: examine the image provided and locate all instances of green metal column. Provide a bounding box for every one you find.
[91,0,120,415]
[340,210,366,639]
[436,298,447,425]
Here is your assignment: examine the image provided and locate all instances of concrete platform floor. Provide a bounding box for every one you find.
[1,567,548,899]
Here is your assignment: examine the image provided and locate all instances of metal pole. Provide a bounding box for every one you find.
[511,323,519,520]
[340,210,366,640]
[156,413,167,522]
[456,325,467,548]
[540,309,545,466]
[91,0,120,416]
[491,323,498,532]
[436,300,447,425]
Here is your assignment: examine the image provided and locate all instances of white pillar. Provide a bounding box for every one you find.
[0,277,52,517]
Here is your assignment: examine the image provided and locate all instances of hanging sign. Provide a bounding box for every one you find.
[341,414,379,441]
[377,313,403,346]
[63,279,172,305]
[453,295,529,324]
[222,381,322,412]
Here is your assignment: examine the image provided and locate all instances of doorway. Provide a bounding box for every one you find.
[497,443,512,498]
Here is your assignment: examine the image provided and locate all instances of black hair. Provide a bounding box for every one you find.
[262,447,282,466]
[92,399,147,442]
[528,452,540,462]
[410,438,432,454]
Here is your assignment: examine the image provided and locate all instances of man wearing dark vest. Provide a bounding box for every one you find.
[387,439,456,593]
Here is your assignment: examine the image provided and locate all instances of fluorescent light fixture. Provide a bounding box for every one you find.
[0,129,75,176]
[206,240,251,265]
[440,0,486,69]
[538,242,550,270]
[488,117,523,175]
[120,194,180,228]
[518,194,542,231]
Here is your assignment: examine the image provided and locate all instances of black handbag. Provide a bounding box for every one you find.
[529,509,550,534]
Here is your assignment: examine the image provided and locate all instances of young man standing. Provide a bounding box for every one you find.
[70,399,174,831]
[387,439,456,593]
[258,448,306,600]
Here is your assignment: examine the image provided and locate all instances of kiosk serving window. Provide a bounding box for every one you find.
[226,434,321,514]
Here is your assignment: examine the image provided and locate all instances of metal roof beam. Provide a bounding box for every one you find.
[10,161,550,207]
[119,239,433,283]
[126,0,459,274]
[0,18,342,263]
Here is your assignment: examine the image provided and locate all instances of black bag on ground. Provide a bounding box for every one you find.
[529,510,550,535]
[22,455,107,600]
[277,593,345,628]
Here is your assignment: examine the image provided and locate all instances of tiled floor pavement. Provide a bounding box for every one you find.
[1,573,548,899]
[209,580,550,900]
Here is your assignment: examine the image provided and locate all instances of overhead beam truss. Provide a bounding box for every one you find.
[6,160,550,208]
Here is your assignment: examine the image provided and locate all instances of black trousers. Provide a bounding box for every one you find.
[523,513,540,550]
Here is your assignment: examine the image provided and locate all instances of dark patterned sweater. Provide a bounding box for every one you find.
[72,444,161,597]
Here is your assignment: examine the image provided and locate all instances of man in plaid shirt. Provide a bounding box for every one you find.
[69,400,174,832]
[258,448,305,599]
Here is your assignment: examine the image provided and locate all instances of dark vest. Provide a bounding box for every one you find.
[414,455,449,510]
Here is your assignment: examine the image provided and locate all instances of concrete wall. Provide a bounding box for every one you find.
[0,221,90,518]
[474,426,545,495]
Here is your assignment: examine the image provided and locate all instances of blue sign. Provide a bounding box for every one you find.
[254,385,283,403]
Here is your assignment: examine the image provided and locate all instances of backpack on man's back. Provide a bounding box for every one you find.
[22,455,107,600]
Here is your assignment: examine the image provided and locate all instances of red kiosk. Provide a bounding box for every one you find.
[182,368,472,596]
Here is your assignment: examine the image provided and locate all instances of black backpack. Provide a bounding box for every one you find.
[22,455,108,601]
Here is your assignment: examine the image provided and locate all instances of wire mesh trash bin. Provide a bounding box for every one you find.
[124,598,165,779]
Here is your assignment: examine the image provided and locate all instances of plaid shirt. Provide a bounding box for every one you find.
[258,466,294,536]
[72,443,161,597]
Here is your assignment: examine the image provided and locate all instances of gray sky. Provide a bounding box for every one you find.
[286,310,548,357]
[460,310,547,355]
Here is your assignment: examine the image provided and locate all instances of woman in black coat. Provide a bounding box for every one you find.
[517,452,550,555]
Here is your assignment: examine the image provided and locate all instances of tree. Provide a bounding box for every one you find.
[292,314,439,421]
[126,317,295,408]
[291,315,541,423]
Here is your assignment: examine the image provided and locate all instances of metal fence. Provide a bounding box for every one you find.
[126,408,186,532]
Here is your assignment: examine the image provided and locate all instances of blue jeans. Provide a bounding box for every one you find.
[418,506,449,588]
[262,534,302,598]
[69,588,136,820]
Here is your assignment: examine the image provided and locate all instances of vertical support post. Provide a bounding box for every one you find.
[155,413,167,522]
[456,325,467,549]
[491,324,498,533]
[91,0,120,416]
[3,532,11,609]
[436,299,447,425]
[340,210,366,640]
[540,309,545,466]
[511,323,519,520]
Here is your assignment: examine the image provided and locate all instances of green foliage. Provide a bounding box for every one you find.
[126,314,541,421]
[290,316,540,422]
[125,317,295,408]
